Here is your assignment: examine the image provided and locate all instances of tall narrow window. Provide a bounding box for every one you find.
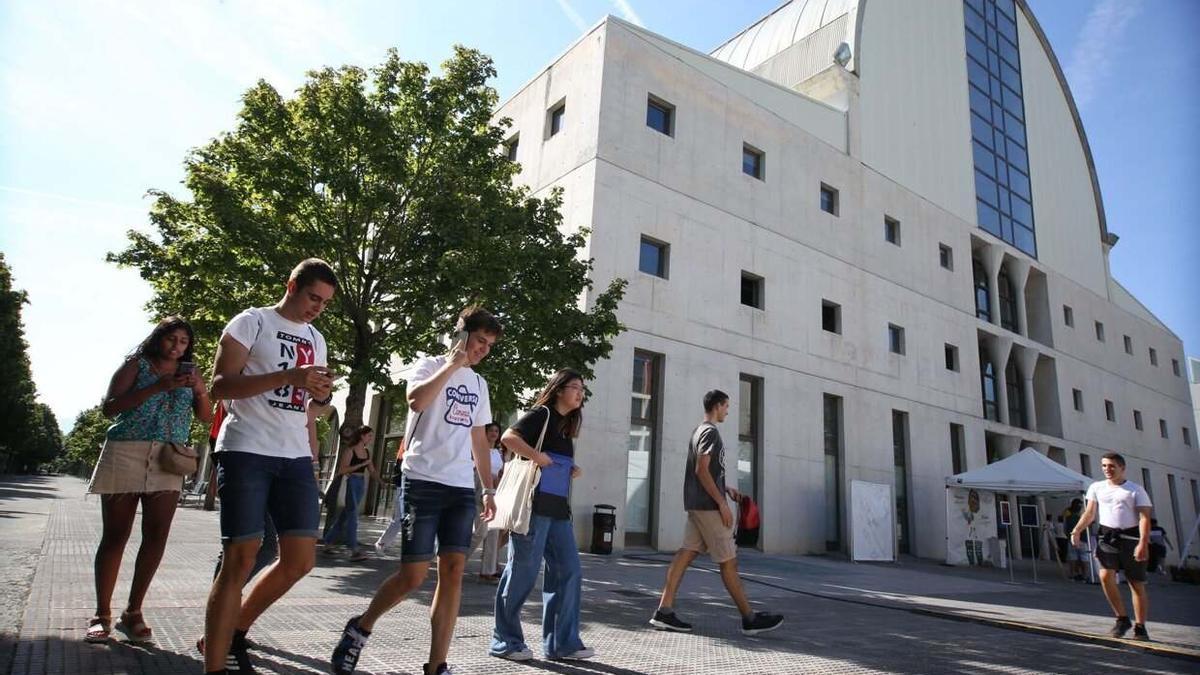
[505,135,519,162]
[742,144,764,179]
[741,272,764,309]
[822,300,841,334]
[998,267,1018,333]
[945,344,960,371]
[974,259,991,322]
[1134,410,1143,431]
[1072,388,1083,412]
[646,95,674,136]
[626,351,662,545]
[1172,359,1181,377]
[963,0,1036,257]
[1149,347,1158,366]
[1192,479,1200,516]
[1184,427,1192,447]
[1123,335,1133,355]
[1160,419,1169,439]
[950,423,966,475]
[820,184,839,215]
[888,324,906,355]
[1104,399,1115,423]
[892,411,912,555]
[1063,305,1074,327]
[548,101,566,137]
[738,375,762,508]
[981,357,999,421]
[884,216,901,246]
[1168,474,1184,554]
[1006,359,1025,428]
[1142,468,1154,500]
[940,244,954,270]
[824,394,844,551]
[1080,453,1092,477]
[1095,321,1105,342]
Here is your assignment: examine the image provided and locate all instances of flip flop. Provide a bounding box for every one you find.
[85,616,112,643]
[115,610,153,642]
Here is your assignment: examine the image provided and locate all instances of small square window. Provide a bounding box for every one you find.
[1104,399,1115,422]
[1072,388,1083,412]
[548,101,566,137]
[939,244,954,270]
[1123,335,1133,354]
[821,300,841,334]
[1134,410,1143,431]
[646,95,674,136]
[820,184,839,215]
[884,216,901,246]
[1172,359,1181,376]
[1184,427,1193,447]
[742,144,764,180]
[505,135,519,162]
[740,272,764,309]
[1095,321,1105,342]
[945,344,959,371]
[638,236,669,278]
[1149,347,1158,366]
[1160,419,1169,439]
[888,324,905,355]
[1063,305,1074,327]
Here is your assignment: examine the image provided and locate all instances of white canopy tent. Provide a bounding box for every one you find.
[944,448,1092,569]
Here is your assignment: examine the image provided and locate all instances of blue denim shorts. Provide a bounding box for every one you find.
[400,476,477,563]
[216,451,320,542]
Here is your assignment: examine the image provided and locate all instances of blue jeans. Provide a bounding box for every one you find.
[491,514,585,658]
[323,475,365,549]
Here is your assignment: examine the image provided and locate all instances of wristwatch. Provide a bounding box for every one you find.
[482,488,496,496]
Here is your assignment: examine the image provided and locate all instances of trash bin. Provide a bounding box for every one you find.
[591,504,616,554]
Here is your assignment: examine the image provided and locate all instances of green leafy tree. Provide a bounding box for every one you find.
[57,406,110,477]
[110,47,625,429]
[0,253,41,473]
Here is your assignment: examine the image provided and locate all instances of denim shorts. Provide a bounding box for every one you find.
[400,476,476,563]
[216,451,320,542]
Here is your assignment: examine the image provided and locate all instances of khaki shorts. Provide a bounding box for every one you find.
[681,509,737,564]
[88,439,184,495]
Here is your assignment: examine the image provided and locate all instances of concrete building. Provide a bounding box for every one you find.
[338,0,1200,565]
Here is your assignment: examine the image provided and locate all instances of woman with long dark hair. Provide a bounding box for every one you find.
[321,425,380,562]
[86,316,212,643]
[490,369,593,662]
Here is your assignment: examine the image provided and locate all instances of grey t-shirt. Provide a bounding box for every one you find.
[683,422,726,511]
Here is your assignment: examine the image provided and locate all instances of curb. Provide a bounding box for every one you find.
[622,553,1200,664]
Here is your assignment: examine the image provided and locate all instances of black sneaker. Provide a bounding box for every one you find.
[331,616,371,675]
[226,631,255,673]
[649,609,693,632]
[741,612,784,636]
[1132,623,1150,641]
[1109,616,1132,638]
[423,663,454,674]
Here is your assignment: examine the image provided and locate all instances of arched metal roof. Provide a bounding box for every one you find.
[711,0,861,72]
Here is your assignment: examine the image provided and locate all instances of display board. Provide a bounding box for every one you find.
[945,487,997,566]
[850,480,894,562]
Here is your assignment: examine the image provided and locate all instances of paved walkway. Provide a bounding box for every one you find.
[2,475,1198,674]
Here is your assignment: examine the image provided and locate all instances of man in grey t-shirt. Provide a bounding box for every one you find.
[648,389,783,636]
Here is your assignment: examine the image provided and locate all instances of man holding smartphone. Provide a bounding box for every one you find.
[331,306,500,675]
[202,258,337,674]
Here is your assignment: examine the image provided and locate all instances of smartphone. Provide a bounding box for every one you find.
[451,330,469,351]
[176,361,195,376]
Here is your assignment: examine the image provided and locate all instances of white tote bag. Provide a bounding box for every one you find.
[489,406,549,535]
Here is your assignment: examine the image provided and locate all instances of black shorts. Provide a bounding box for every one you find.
[1096,526,1147,582]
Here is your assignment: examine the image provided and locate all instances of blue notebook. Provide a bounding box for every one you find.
[538,452,575,497]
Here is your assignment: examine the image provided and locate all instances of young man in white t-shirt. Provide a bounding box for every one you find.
[203,258,337,674]
[332,306,500,675]
[1070,451,1153,640]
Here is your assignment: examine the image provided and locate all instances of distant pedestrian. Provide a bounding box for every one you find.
[649,389,783,636]
[1070,452,1153,640]
[1148,519,1172,573]
[202,258,337,674]
[469,422,505,583]
[1063,499,1089,581]
[490,370,593,662]
[86,316,212,644]
[322,425,381,561]
[374,438,408,554]
[331,306,500,675]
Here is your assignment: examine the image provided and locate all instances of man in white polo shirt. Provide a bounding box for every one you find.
[1070,451,1153,640]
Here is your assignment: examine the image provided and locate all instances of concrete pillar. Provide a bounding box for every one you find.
[1009,259,1031,337]
[1015,347,1040,432]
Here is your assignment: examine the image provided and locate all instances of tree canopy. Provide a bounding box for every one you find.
[110,47,625,427]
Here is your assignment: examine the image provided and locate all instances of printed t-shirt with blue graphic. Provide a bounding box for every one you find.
[400,355,492,489]
[214,307,328,459]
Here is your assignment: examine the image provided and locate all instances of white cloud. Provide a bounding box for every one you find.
[554,0,589,32]
[611,0,644,27]
[1064,0,1142,108]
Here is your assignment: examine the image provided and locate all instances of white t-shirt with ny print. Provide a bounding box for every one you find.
[400,355,492,489]
[214,307,328,459]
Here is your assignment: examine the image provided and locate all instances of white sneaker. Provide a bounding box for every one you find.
[557,647,595,661]
[493,648,534,661]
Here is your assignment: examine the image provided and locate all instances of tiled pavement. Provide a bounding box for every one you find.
[2,475,1198,674]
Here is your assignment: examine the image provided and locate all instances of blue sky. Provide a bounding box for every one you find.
[1,0,1197,430]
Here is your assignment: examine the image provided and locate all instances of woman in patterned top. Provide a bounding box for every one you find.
[86,316,212,643]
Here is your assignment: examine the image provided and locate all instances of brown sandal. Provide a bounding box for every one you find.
[115,610,153,642]
[85,615,112,643]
